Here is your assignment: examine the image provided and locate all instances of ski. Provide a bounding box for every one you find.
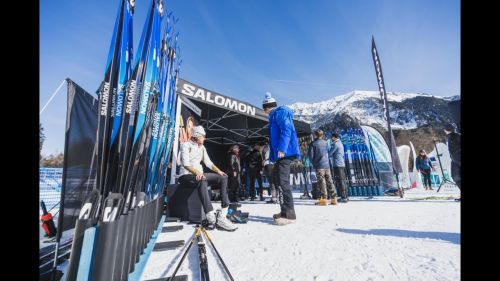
[197,228,210,281]
[201,227,235,281]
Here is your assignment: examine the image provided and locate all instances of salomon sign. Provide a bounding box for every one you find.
[178,79,267,119]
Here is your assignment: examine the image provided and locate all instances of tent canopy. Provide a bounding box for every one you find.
[177,78,311,148]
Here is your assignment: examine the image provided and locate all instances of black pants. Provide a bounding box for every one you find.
[228,172,241,202]
[264,164,276,197]
[249,168,263,198]
[273,158,296,219]
[333,167,348,199]
[178,173,230,213]
[451,161,461,190]
[204,173,230,208]
[421,169,432,187]
[178,174,213,213]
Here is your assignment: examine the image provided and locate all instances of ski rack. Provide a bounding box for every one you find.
[65,196,166,281]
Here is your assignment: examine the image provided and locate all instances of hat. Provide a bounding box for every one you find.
[444,123,456,132]
[262,92,277,109]
[192,126,206,138]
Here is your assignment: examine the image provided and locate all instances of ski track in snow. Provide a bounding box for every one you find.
[141,191,460,281]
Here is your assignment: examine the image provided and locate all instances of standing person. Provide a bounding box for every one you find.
[246,143,265,201]
[416,149,434,190]
[262,140,278,204]
[263,92,300,225]
[330,133,349,203]
[444,123,461,194]
[239,147,252,200]
[308,129,337,206]
[226,145,241,202]
[178,126,237,231]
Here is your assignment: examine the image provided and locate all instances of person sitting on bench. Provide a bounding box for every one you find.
[178,125,237,231]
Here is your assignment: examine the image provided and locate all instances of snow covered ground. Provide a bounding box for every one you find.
[141,189,460,281]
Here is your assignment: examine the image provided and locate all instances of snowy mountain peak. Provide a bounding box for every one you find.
[288,90,455,130]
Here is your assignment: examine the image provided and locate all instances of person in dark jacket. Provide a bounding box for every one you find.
[246,143,265,201]
[263,92,301,225]
[239,147,252,199]
[416,149,435,190]
[227,145,241,202]
[329,133,349,202]
[308,129,337,206]
[444,123,461,192]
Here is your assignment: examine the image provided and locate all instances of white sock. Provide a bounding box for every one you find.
[219,207,229,217]
[206,210,216,222]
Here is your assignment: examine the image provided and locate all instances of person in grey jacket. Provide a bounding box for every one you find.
[329,133,348,203]
[308,129,337,205]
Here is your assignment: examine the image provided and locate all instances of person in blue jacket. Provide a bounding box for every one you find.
[416,149,435,190]
[263,92,301,225]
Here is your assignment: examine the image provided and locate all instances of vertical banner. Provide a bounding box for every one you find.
[371,36,403,174]
[61,79,98,232]
[169,96,202,183]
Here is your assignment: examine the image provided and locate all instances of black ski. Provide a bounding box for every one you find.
[201,228,234,281]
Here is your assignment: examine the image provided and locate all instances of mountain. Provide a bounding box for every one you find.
[288,90,459,153]
[289,90,458,130]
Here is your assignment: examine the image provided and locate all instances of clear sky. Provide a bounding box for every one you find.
[40,0,460,156]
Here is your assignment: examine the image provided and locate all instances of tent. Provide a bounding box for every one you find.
[175,78,311,167]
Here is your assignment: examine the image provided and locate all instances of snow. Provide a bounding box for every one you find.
[141,189,460,281]
[288,90,452,130]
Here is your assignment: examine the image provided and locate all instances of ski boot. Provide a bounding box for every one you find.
[215,208,238,231]
[229,203,249,218]
[314,197,328,206]
[227,209,248,223]
[300,192,312,199]
[266,198,278,204]
[273,211,296,225]
[330,197,338,205]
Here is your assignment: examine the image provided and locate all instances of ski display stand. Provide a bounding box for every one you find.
[317,127,386,197]
[128,213,166,281]
[65,196,165,281]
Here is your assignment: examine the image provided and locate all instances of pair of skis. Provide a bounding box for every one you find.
[169,226,234,281]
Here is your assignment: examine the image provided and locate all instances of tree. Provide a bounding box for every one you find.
[41,153,64,168]
[40,123,45,160]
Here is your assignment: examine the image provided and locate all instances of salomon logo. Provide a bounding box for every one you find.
[126,80,137,114]
[115,84,125,116]
[100,82,111,116]
[137,199,145,207]
[103,207,119,222]
[79,203,93,220]
[181,83,256,116]
[152,112,160,138]
[140,82,152,115]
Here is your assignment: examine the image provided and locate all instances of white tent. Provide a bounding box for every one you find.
[397,145,411,188]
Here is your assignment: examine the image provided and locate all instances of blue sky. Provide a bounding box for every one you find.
[40,0,460,156]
